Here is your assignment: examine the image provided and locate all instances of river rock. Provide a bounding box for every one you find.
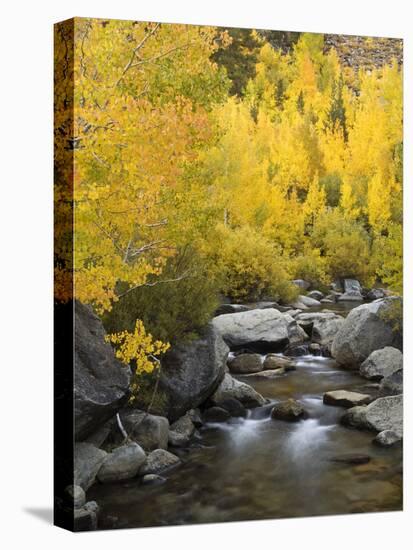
[211,373,265,407]
[307,290,325,301]
[187,408,203,428]
[373,430,402,447]
[367,288,386,301]
[344,278,362,294]
[323,390,372,408]
[74,501,99,531]
[85,420,113,449]
[284,344,309,356]
[74,301,131,440]
[263,354,295,370]
[379,368,403,396]
[360,347,403,380]
[331,297,402,368]
[341,395,403,436]
[285,315,309,345]
[228,353,263,374]
[140,449,181,475]
[271,399,306,421]
[64,485,85,508]
[118,410,169,451]
[212,308,290,350]
[97,442,146,483]
[159,323,228,420]
[74,443,107,491]
[292,279,311,290]
[170,412,195,438]
[214,304,251,316]
[203,406,231,422]
[243,368,285,378]
[168,412,196,446]
[141,473,166,485]
[337,291,363,302]
[291,295,322,309]
[219,397,247,417]
[296,312,344,346]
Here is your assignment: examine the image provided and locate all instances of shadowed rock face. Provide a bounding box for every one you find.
[74,301,131,440]
[331,297,402,368]
[159,323,229,421]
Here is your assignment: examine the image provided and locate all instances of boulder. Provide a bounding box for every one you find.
[373,430,402,447]
[140,449,180,475]
[360,347,403,380]
[97,443,146,483]
[159,323,228,420]
[119,410,169,451]
[74,301,131,440]
[74,443,107,491]
[85,420,113,449]
[323,390,372,408]
[211,373,265,407]
[170,412,195,439]
[243,368,285,378]
[228,353,263,374]
[250,301,281,310]
[296,312,344,346]
[271,399,306,421]
[263,354,295,370]
[379,369,403,396]
[214,304,251,317]
[74,501,99,531]
[284,344,309,357]
[367,288,386,301]
[168,431,190,447]
[337,291,363,302]
[203,406,231,423]
[309,343,322,354]
[212,308,290,350]
[141,474,166,486]
[64,485,85,509]
[341,395,403,437]
[291,295,321,309]
[307,290,325,301]
[187,408,203,428]
[331,297,402,368]
[292,279,311,290]
[219,398,247,417]
[285,315,309,345]
[343,278,362,293]
[331,280,343,292]
[168,412,196,446]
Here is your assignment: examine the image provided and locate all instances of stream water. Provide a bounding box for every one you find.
[89,307,403,529]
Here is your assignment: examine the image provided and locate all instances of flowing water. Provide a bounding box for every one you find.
[89,310,403,529]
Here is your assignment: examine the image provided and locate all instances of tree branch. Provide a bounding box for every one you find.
[115,23,161,87]
[117,270,191,298]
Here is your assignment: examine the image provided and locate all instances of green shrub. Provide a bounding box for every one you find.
[103,247,220,344]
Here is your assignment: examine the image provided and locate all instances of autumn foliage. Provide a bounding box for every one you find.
[55,20,403,382]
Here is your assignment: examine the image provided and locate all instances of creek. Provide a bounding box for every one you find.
[89,304,402,529]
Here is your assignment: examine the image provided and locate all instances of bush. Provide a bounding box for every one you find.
[103,247,220,344]
[311,210,375,285]
[291,246,328,288]
[208,224,299,302]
